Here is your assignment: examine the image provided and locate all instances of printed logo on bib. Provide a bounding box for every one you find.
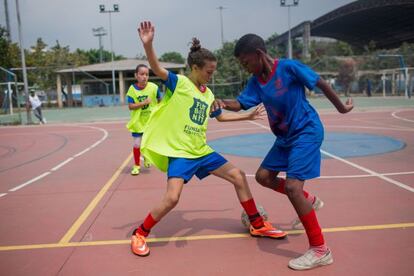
[189,98,208,125]
[138,95,149,110]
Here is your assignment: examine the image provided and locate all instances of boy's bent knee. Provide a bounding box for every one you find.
[164,195,180,209]
[284,181,303,198]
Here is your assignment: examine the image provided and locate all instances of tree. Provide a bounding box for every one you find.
[0,25,20,69]
[159,51,185,64]
[336,58,357,96]
[213,41,247,98]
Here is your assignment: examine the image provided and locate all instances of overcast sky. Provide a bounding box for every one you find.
[1,0,355,58]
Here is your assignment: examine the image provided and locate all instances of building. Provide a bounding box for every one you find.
[55,59,185,108]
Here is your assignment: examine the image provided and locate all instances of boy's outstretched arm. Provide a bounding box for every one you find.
[316,78,353,114]
[215,104,266,122]
[212,99,243,112]
[138,21,168,81]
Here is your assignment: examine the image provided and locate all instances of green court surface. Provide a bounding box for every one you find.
[0,96,413,125]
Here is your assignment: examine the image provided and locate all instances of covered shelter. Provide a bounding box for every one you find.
[55,59,185,108]
[269,0,414,57]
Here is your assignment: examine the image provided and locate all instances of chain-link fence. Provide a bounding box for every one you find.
[0,66,24,125]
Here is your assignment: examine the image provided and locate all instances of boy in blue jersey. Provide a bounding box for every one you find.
[215,34,353,270]
[126,64,162,175]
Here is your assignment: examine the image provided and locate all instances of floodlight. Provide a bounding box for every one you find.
[113,4,119,12]
[99,5,105,12]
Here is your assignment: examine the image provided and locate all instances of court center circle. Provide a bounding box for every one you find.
[209,132,405,159]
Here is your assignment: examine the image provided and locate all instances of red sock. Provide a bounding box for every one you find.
[133,147,141,166]
[299,209,325,246]
[274,178,315,204]
[136,213,158,237]
[240,198,264,229]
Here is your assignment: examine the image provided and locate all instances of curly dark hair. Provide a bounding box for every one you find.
[234,34,267,57]
[187,37,216,69]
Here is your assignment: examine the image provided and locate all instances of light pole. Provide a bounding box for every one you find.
[92,27,107,63]
[99,4,119,103]
[15,0,32,123]
[217,6,226,46]
[280,0,299,59]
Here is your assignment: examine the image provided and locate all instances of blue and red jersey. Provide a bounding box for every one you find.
[237,59,324,146]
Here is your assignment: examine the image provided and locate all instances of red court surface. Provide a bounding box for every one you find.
[0,108,413,276]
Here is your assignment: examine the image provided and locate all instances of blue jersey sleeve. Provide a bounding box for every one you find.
[156,88,162,100]
[286,60,320,90]
[163,71,178,93]
[209,108,222,118]
[236,77,262,110]
[127,95,135,104]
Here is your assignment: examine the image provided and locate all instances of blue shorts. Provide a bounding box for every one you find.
[131,132,143,138]
[167,152,228,183]
[261,141,322,181]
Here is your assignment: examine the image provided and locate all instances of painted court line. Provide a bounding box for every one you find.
[0,222,413,252]
[51,157,74,172]
[0,193,7,198]
[320,150,414,193]
[392,110,414,123]
[4,126,108,195]
[9,172,51,192]
[246,170,414,179]
[248,121,414,193]
[58,153,132,244]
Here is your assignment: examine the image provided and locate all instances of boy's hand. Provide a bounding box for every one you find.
[341,97,354,113]
[138,21,155,45]
[247,104,266,120]
[212,99,226,112]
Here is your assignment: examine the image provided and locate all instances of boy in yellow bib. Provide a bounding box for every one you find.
[131,21,287,257]
[126,64,161,175]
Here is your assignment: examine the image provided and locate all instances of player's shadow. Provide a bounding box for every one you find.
[117,208,300,258]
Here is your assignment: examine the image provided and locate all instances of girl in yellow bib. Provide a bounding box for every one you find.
[131,21,288,257]
[126,64,161,175]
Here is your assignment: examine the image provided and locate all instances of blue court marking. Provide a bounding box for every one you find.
[209,132,405,159]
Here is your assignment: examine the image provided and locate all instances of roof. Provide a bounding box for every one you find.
[268,0,414,49]
[311,0,414,49]
[56,58,185,73]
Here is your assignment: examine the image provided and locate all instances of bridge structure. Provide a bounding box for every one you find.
[269,0,414,58]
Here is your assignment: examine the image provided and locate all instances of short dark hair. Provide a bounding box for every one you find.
[135,64,148,73]
[234,34,267,57]
[187,37,216,69]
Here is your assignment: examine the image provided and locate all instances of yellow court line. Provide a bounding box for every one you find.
[59,153,132,244]
[1,222,413,252]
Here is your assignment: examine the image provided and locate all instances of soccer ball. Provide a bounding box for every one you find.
[241,204,269,228]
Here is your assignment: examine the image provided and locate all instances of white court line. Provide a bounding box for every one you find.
[9,172,51,192]
[246,170,414,179]
[392,110,414,123]
[73,148,90,158]
[0,193,7,198]
[51,157,74,172]
[247,120,414,193]
[5,126,108,195]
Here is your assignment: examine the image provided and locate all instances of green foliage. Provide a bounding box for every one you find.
[159,51,185,64]
[0,25,20,69]
[212,41,247,98]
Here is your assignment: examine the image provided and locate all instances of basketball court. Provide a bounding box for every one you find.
[0,106,413,275]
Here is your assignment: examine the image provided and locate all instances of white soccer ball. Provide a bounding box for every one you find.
[241,204,269,228]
